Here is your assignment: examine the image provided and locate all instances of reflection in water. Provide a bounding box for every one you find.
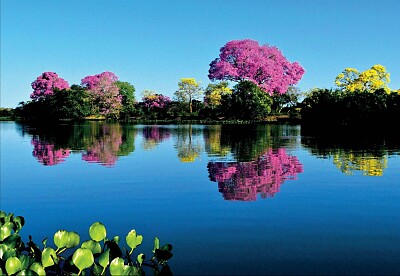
[82,124,123,166]
[31,137,70,166]
[142,126,171,150]
[301,127,399,176]
[173,125,202,163]
[208,148,303,201]
[21,122,137,166]
[333,152,388,176]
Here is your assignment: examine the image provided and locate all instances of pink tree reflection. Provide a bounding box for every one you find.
[31,137,70,166]
[208,148,303,201]
[142,126,171,150]
[82,125,123,167]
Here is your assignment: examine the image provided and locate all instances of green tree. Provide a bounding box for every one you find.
[174,78,203,113]
[49,85,91,119]
[115,81,136,119]
[222,80,272,120]
[271,86,301,114]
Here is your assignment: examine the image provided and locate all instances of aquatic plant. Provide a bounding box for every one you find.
[0,211,173,275]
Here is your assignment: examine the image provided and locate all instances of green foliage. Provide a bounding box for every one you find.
[222,80,272,120]
[301,88,400,127]
[115,81,136,119]
[0,211,173,275]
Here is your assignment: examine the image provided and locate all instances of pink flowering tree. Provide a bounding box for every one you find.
[31,137,70,166]
[208,39,305,95]
[81,72,122,119]
[30,72,70,100]
[142,94,171,118]
[207,148,303,201]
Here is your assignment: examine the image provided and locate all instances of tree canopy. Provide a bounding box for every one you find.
[208,39,305,95]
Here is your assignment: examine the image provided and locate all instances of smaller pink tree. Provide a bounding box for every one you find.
[30,72,70,99]
[81,72,122,118]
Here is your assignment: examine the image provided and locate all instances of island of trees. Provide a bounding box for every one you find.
[2,39,399,126]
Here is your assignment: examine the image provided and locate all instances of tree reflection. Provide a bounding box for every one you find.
[208,148,303,201]
[173,125,202,163]
[21,122,137,166]
[31,137,70,166]
[301,126,399,176]
[142,126,171,150]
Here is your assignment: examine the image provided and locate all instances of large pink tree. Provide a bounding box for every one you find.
[208,39,305,95]
[81,72,122,118]
[30,72,70,99]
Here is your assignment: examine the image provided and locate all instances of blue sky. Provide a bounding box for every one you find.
[1,0,399,108]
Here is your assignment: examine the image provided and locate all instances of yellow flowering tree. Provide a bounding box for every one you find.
[204,81,232,108]
[335,64,391,93]
[174,78,203,113]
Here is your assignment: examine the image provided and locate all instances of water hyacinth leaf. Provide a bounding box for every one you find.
[41,247,57,268]
[161,244,172,251]
[2,248,19,260]
[137,253,145,267]
[5,256,22,275]
[153,237,159,253]
[112,236,120,243]
[0,222,13,241]
[89,222,106,242]
[19,255,33,270]
[98,249,110,268]
[72,248,94,271]
[81,240,101,254]
[13,216,25,233]
[0,210,6,219]
[122,265,138,275]
[0,244,8,259]
[92,263,103,276]
[5,213,14,223]
[42,238,47,248]
[126,230,143,252]
[109,257,125,276]
[67,231,80,248]
[3,234,22,249]
[54,230,69,249]
[30,262,46,276]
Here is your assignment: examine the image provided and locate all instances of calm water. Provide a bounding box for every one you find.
[1,121,399,275]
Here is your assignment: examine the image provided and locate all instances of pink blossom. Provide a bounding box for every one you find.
[30,72,70,99]
[209,39,305,95]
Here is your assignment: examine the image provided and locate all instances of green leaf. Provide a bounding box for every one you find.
[0,210,6,219]
[137,253,145,267]
[67,231,80,248]
[126,230,143,253]
[2,248,19,260]
[153,237,159,253]
[5,256,22,275]
[0,244,9,259]
[13,216,25,233]
[161,244,172,251]
[41,247,57,268]
[81,240,101,254]
[72,248,94,271]
[42,238,47,248]
[109,257,124,276]
[3,234,22,249]
[0,222,13,241]
[30,262,46,276]
[98,249,110,268]
[112,236,120,243]
[54,230,69,249]
[122,265,138,276]
[5,213,14,223]
[92,263,103,276]
[89,222,106,242]
[19,255,33,270]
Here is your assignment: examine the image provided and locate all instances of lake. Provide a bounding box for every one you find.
[1,121,399,275]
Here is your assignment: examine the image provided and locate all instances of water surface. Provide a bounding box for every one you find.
[1,121,399,275]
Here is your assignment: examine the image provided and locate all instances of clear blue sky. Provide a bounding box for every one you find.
[1,0,399,108]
